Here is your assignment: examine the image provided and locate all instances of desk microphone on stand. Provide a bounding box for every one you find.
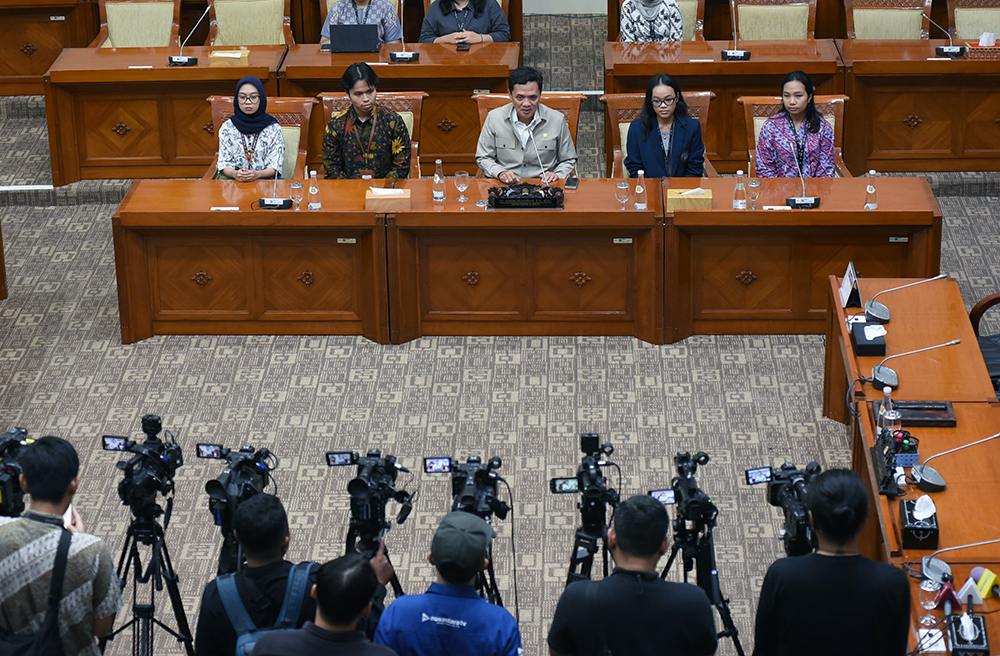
[869,339,960,389]
[169,3,212,67]
[390,0,419,62]
[785,143,819,208]
[863,274,949,323]
[721,0,750,60]
[922,538,1000,585]
[910,430,1000,492]
[259,174,293,209]
[923,12,966,57]
[528,132,551,187]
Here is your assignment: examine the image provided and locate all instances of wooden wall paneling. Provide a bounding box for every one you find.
[0,1,95,96]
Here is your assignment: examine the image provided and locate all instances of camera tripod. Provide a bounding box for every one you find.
[99,509,194,656]
[347,526,405,598]
[660,525,745,656]
[565,526,610,586]
[475,544,504,606]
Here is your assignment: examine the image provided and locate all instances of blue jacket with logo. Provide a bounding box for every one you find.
[373,583,522,656]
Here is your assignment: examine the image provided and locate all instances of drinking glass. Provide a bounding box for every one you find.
[918,579,941,626]
[748,187,761,210]
[454,171,469,204]
[289,181,304,210]
[615,182,631,210]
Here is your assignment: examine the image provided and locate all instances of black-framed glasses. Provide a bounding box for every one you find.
[238,94,260,103]
[651,97,677,107]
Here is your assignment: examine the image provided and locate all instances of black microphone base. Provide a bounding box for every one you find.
[721,50,751,60]
[390,51,419,62]
[259,198,293,210]
[785,196,820,209]
[168,55,198,66]
[936,45,966,57]
[947,615,989,656]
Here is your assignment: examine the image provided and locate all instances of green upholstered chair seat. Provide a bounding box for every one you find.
[852,8,923,39]
[103,1,175,48]
[279,125,300,180]
[737,4,809,40]
[955,7,1000,40]
[214,0,285,46]
[618,122,632,178]
[398,112,414,137]
[678,0,698,40]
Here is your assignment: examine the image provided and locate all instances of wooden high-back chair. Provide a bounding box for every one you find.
[318,92,428,178]
[204,96,316,180]
[844,0,932,38]
[616,0,705,40]
[736,95,851,177]
[736,0,817,40]
[947,0,1000,39]
[209,0,294,45]
[90,0,181,48]
[599,91,717,177]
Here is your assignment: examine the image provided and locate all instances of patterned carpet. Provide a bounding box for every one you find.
[2,16,1000,656]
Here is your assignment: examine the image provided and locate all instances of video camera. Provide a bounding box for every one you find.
[327,449,413,558]
[671,451,718,551]
[0,428,30,517]
[551,433,619,537]
[102,414,184,520]
[197,443,278,574]
[424,455,510,521]
[745,461,822,556]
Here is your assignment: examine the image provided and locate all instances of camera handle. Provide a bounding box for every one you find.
[346,526,405,598]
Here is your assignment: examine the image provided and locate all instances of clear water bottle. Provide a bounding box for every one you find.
[733,170,747,210]
[878,386,893,429]
[433,159,446,202]
[864,169,878,210]
[633,170,647,210]
[307,170,321,211]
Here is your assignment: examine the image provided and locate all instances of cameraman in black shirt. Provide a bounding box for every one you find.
[752,469,910,656]
[547,495,718,656]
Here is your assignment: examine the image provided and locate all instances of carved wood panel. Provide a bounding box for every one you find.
[258,240,361,318]
[692,237,793,315]
[0,13,70,77]
[419,238,524,317]
[149,239,253,318]
[419,94,485,160]
[870,89,952,156]
[80,99,162,161]
[531,241,632,317]
[963,90,1000,155]
[172,97,218,160]
[805,239,905,313]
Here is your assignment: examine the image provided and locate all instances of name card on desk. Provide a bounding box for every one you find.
[365,187,411,212]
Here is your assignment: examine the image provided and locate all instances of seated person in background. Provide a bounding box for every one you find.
[319,0,402,46]
[475,66,577,185]
[752,469,910,656]
[625,73,704,178]
[755,70,835,178]
[419,0,511,44]
[322,63,412,180]
[216,76,284,181]
[250,553,399,656]
[620,0,682,42]
[373,512,522,656]
[547,495,718,656]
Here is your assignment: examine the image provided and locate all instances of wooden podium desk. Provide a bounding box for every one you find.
[823,276,996,424]
[838,39,1000,174]
[385,178,664,344]
[44,46,287,186]
[603,40,843,174]
[663,176,940,344]
[280,43,520,176]
[112,179,389,344]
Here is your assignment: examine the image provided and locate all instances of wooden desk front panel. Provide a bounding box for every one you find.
[387,179,664,344]
[0,1,95,96]
[604,41,843,174]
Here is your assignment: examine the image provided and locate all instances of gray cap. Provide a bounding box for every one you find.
[431,512,494,584]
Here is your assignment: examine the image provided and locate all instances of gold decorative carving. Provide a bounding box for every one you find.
[111,122,131,137]
[298,270,315,286]
[736,270,758,286]
[203,121,215,135]
[20,43,36,57]
[570,271,592,287]
[462,271,480,287]
[191,271,213,287]
[437,118,457,132]
[903,114,923,130]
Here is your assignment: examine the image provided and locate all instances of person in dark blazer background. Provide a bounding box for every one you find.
[624,73,705,178]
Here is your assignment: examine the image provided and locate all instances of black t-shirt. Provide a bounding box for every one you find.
[250,623,398,656]
[547,568,719,656]
[752,554,910,656]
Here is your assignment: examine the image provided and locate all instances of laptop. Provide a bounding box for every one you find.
[321,25,380,53]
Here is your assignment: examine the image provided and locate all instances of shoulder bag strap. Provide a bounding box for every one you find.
[216,574,258,636]
[274,563,315,629]
[30,529,72,655]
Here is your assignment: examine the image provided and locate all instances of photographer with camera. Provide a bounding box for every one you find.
[752,469,910,656]
[548,494,718,656]
[196,494,394,656]
[373,512,523,656]
[0,435,123,656]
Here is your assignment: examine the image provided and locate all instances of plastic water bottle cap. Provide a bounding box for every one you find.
[869,169,876,175]
[736,170,744,175]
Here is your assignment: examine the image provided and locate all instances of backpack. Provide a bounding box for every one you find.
[0,529,71,656]
[216,562,315,656]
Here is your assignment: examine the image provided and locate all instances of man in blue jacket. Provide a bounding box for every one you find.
[373,512,522,656]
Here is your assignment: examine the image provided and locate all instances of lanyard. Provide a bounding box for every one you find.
[788,115,806,175]
[659,123,673,174]
[455,6,470,31]
[353,0,370,24]
[353,108,378,161]
[240,131,261,166]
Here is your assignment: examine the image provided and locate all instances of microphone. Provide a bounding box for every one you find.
[870,339,960,389]
[973,567,1000,599]
[935,579,962,616]
[911,429,1000,492]
[259,174,293,209]
[785,141,820,209]
[528,131,550,187]
[863,274,949,323]
[390,0,419,62]
[721,0,750,60]
[169,3,212,66]
[923,12,966,57]
[923,538,1000,584]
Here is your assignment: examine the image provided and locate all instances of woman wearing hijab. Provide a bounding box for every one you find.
[215,76,285,181]
[620,0,682,41]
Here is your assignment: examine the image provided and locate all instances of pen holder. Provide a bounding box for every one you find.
[896,451,920,468]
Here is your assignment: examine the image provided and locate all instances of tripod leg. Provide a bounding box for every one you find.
[382,549,405,598]
[158,537,195,656]
[483,556,503,607]
[566,528,599,586]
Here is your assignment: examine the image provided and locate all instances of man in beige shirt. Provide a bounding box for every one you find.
[475,66,577,184]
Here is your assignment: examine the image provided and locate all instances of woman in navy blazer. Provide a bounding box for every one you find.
[624,73,705,178]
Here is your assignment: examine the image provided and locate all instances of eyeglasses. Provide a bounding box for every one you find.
[651,97,677,107]
[238,94,260,103]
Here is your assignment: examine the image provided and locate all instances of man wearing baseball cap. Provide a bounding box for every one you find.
[373,512,522,656]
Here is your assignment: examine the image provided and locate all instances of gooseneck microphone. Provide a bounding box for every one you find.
[869,339,960,389]
[169,3,212,67]
[390,0,419,62]
[923,12,966,57]
[922,538,1000,585]
[864,274,949,323]
[259,173,293,209]
[528,131,550,187]
[721,0,750,60]
[785,141,819,209]
[910,430,1000,492]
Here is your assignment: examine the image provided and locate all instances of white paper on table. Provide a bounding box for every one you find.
[368,187,405,195]
[762,205,791,210]
[917,629,946,653]
[128,65,153,69]
[211,52,244,59]
[210,206,240,211]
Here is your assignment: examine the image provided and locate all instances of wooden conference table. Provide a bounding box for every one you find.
[44,46,287,186]
[280,43,520,176]
[603,40,843,174]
